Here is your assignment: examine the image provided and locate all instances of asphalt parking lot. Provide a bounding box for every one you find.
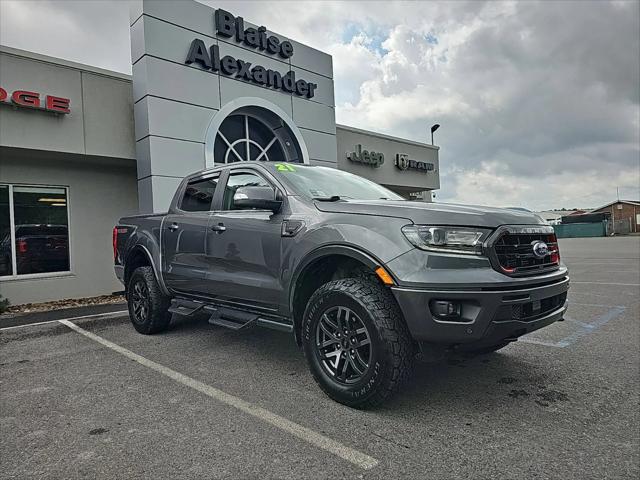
[1,236,638,479]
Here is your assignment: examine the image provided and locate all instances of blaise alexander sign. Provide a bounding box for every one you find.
[185,9,318,99]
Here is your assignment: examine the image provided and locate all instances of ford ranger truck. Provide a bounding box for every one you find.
[113,162,569,408]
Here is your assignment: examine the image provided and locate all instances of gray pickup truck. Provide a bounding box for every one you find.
[113,161,569,408]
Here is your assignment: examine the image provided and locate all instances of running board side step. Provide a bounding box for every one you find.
[206,306,293,333]
[169,298,204,316]
[255,318,294,333]
[207,307,257,330]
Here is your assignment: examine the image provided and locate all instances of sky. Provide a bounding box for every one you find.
[1,0,638,210]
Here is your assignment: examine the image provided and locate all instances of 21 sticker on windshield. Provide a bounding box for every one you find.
[275,163,296,172]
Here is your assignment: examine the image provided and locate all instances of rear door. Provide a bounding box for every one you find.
[162,174,221,295]
[204,169,284,310]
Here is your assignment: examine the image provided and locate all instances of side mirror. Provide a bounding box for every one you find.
[233,186,282,212]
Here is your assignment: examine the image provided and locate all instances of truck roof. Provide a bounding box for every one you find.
[191,161,323,178]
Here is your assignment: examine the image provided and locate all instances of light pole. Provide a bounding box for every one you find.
[430,124,440,145]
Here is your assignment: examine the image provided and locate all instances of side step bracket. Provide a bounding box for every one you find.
[169,298,204,316]
[207,307,258,331]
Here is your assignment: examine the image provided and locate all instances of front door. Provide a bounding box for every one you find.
[162,174,220,295]
[204,170,283,310]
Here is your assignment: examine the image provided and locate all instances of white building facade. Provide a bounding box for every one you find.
[0,1,439,305]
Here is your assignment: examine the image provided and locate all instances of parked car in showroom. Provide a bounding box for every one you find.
[0,224,69,275]
[113,162,569,408]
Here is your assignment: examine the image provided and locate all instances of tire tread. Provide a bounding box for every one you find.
[127,266,171,334]
[303,278,414,408]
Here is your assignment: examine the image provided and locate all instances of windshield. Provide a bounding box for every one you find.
[271,164,404,201]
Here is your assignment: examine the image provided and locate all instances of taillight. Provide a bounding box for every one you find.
[18,239,28,254]
[113,226,118,262]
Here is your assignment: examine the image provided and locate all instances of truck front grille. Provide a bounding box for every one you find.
[492,231,560,276]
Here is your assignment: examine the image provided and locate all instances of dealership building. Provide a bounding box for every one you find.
[0,0,439,306]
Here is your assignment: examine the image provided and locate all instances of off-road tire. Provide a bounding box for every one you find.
[302,278,414,408]
[127,266,171,334]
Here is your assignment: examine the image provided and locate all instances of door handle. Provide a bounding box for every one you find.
[168,222,179,232]
[211,223,226,233]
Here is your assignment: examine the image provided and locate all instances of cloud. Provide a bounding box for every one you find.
[0,0,131,72]
[1,0,638,209]
[442,160,640,211]
[326,33,382,105]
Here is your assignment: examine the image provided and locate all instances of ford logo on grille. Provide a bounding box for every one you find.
[532,241,549,258]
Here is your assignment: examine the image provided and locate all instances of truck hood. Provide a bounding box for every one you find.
[314,200,545,228]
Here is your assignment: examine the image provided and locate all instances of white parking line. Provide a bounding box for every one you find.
[0,310,129,332]
[59,319,379,471]
[570,281,640,286]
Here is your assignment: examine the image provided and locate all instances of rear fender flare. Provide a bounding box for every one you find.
[125,244,170,296]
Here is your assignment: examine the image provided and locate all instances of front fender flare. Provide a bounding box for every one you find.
[287,244,392,316]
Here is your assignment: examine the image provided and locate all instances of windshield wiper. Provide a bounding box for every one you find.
[313,195,342,202]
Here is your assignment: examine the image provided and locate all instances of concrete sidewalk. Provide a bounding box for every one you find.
[0,302,128,329]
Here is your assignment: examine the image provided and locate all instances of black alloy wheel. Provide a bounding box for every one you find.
[315,306,372,384]
[302,278,414,408]
[130,279,150,324]
[126,266,171,334]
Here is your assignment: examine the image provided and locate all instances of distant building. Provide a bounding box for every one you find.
[567,209,589,216]
[535,210,590,225]
[591,200,640,234]
[535,211,563,225]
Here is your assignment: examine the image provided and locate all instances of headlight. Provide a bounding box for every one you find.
[401,225,491,255]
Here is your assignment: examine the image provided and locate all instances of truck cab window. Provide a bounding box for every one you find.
[222,172,273,210]
[180,177,219,212]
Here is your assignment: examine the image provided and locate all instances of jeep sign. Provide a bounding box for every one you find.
[346,144,384,168]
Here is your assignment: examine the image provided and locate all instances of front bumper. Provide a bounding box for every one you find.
[391,275,569,345]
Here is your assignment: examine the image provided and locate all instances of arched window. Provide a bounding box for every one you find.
[212,107,303,165]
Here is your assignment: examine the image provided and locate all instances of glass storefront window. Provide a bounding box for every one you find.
[0,186,12,276]
[0,184,71,278]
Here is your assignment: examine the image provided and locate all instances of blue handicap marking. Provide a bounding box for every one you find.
[519,303,627,348]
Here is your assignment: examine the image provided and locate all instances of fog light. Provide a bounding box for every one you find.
[430,300,461,320]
